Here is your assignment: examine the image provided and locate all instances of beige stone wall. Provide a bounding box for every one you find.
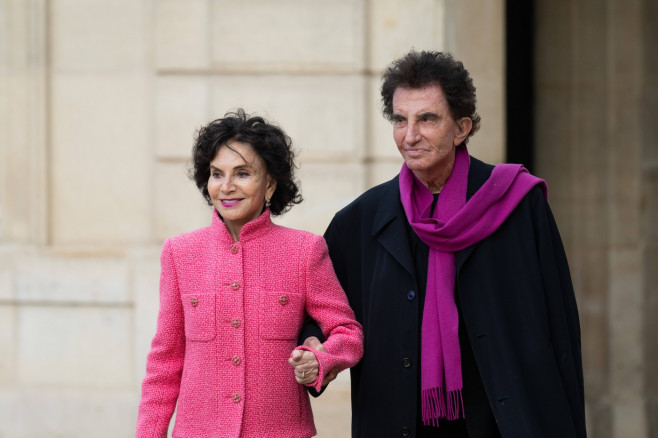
[0,1,506,436]
[535,0,657,437]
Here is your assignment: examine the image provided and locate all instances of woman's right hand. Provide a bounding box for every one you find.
[302,336,340,386]
[289,348,319,384]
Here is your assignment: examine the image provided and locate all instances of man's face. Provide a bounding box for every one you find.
[391,84,470,191]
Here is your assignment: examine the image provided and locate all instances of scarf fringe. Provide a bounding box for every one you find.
[421,387,465,426]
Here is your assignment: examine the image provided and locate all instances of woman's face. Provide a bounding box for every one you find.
[207,141,276,241]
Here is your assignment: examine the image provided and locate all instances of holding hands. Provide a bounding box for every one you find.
[288,336,340,386]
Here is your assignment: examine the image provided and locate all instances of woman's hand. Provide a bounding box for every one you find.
[289,337,341,386]
[288,348,319,385]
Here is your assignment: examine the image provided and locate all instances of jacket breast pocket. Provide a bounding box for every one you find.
[181,292,216,342]
[260,291,304,340]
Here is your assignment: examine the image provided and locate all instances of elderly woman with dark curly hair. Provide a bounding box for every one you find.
[136,109,363,438]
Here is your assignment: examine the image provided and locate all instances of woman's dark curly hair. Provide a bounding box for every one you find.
[190,109,302,215]
[380,50,481,141]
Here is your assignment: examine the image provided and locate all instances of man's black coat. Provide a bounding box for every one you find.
[321,157,586,438]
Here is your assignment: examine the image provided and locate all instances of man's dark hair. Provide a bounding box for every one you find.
[381,50,481,140]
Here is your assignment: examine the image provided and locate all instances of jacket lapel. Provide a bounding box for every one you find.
[371,176,416,278]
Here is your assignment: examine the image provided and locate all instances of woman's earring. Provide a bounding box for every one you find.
[265,197,271,208]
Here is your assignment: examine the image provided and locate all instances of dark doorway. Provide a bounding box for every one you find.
[505,0,535,172]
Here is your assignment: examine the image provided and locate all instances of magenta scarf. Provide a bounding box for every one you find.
[399,144,547,426]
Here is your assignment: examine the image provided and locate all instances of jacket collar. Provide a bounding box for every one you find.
[211,208,276,245]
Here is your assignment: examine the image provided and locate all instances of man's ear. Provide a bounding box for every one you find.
[454,117,473,144]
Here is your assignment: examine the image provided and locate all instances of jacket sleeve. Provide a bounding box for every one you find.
[297,234,364,392]
[135,239,185,438]
[297,315,326,346]
[532,191,587,438]
[297,212,351,346]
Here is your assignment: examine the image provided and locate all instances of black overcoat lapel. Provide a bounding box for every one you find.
[370,175,416,278]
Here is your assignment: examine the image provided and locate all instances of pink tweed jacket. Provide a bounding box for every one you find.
[136,210,363,438]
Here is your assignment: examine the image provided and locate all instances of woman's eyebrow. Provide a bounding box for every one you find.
[209,163,254,171]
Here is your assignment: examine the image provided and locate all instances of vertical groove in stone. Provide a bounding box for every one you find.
[640,1,658,437]
[0,0,49,244]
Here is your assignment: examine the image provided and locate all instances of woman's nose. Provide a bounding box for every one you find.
[220,176,234,193]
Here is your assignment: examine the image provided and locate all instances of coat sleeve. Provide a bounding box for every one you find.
[532,191,587,438]
[135,239,185,438]
[296,234,364,392]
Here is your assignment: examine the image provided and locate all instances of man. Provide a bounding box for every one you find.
[302,50,586,438]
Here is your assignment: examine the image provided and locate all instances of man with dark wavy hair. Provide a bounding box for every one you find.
[304,50,586,438]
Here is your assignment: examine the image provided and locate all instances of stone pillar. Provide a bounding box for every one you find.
[535,0,657,436]
[0,0,49,244]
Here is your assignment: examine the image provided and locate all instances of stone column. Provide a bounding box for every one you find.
[0,0,49,244]
[535,0,657,436]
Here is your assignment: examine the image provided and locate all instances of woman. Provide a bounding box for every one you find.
[136,109,363,438]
